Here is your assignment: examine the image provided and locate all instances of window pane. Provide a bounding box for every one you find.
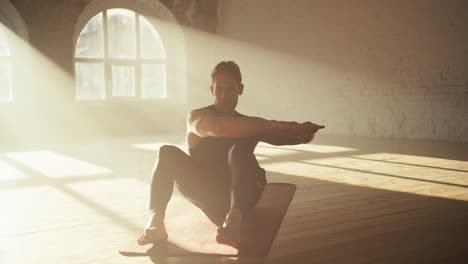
[0,62,12,101]
[139,16,166,59]
[75,62,105,100]
[107,9,136,59]
[141,64,166,98]
[75,13,104,58]
[0,27,10,56]
[112,65,135,97]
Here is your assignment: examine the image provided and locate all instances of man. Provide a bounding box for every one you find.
[138,61,324,248]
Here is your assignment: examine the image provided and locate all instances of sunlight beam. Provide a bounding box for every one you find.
[5,150,112,178]
[0,159,29,180]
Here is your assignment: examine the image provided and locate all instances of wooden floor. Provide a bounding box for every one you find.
[1,134,467,264]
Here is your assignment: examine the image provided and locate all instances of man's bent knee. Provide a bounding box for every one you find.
[228,140,258,165]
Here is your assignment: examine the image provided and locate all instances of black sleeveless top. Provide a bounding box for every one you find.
[188,105,266,184]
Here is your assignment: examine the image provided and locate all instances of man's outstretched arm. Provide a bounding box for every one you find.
[187,110,325,145]
[187,110,271,138]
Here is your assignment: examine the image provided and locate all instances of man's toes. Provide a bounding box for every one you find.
[137,233,151,245]
[216,227,240,248]
[137,227,168,246]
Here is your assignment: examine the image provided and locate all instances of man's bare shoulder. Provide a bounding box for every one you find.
[186,107,217,142]
[187,107,215,122]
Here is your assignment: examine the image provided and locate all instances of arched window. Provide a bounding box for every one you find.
[0,26,12,101]
[74,8,167,100]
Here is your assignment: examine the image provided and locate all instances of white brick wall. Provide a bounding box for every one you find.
[215,0,468,141]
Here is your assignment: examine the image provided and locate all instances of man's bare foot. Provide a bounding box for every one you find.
[137,226,168,246]
[138,211,168,246]
[216,208,242,248]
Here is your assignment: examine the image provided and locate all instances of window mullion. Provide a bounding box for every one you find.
[138,59,165,64]
[103,10,110,100]
[135,12,141,98]
[75,57,107,63]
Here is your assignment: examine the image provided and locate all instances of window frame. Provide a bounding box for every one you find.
[74,9,167,101]
[0,27,13,102]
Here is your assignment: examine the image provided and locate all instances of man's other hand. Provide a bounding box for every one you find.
[264,120,325,146]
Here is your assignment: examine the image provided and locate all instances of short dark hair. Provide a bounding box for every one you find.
[211,61,242,84]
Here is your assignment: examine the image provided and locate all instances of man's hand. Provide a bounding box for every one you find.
[302,122,325,133]
[265,121,325,145]
[300,122,325,143]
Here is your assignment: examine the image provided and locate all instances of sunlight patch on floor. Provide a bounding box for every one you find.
[0,186,108,238]
[262,154,468,201]
[303,156,468,187]
[0,235,20,264]
[4,150,112,178]
[257,142,357,154]
[0,159,29,180]
[66,178,151,217]
[352,153,468,172]
[131,142,188,154]
[255,145,299,157]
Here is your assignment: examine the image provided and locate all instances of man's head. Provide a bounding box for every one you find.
[210,61,244,114]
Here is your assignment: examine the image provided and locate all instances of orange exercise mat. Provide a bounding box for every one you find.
[119,183,296,257]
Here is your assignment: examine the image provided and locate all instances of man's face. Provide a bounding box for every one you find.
[211,73,244,113]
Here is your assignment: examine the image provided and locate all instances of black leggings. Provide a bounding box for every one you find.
[149,140,266,227]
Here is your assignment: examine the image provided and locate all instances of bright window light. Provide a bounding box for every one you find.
[0,26,12,102]
[0,160,29,180]
[74,9,167,100]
